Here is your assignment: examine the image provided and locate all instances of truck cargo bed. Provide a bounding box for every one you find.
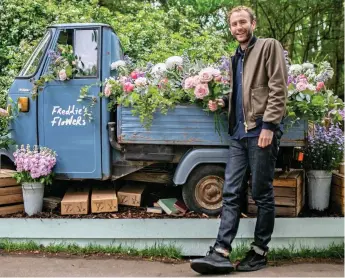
[117,105,306,147]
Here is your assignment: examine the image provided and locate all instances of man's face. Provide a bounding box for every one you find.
[229,10,256,44]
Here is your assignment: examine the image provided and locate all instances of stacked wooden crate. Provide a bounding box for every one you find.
[248,170,304,217]
[0,169,24,215]
[331,171,344,215]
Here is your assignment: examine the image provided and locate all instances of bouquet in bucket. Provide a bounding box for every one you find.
[13,145,57,185]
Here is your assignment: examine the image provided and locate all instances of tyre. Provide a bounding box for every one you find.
[182,164,225,216]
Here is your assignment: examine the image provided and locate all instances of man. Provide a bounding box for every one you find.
[190,5,287,274]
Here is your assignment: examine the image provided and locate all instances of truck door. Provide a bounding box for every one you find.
[8,31,52,148]
[38,28,102,179]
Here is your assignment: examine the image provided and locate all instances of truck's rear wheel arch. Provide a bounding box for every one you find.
[182,163,225,216]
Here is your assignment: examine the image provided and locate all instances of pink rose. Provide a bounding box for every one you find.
[123,82,134,93]
[199,68,214,83]
[183,76,197,89]
[194,83,209,99]
[130,71,138,79]
[59,69,67,81]
[104,84,112,97]
[316,82,324,92]
[296,82,307,91]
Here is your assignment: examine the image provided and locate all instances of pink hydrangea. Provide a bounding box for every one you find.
[194,83,209,99]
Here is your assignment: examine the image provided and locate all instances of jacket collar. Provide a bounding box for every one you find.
[235,35,257,55]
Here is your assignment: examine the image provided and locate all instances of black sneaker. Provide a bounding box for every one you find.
[190,246,234,274]
[236,249,267,271]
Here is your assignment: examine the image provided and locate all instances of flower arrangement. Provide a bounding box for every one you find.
[285,54,343,124]
[91,54,231,130]
[31,45,82,99]
[13,145,57,185]
[304,124,344,171]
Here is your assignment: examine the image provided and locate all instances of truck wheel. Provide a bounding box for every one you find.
[182,164,224,216]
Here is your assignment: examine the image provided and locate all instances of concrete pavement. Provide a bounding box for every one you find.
[0,255,343,277]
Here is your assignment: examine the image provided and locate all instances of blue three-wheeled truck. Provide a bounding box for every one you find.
[2,23,306,215]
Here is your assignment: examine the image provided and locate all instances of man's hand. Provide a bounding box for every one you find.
[258,129,274,148]
[208,99,225,112]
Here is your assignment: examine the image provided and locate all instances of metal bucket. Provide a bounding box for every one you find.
[306,170,332,211]
[22,182,44,216]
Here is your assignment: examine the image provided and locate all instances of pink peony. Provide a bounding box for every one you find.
[59,69,67,81]
[123,82,134,93]
[316,82,325,92]
[104,84,112,97]
[194,83,209,99]
[296,82,307,91]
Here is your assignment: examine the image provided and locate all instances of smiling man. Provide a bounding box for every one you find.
[190,5,288,275]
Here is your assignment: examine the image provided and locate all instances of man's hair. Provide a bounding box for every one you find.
[227,5,256,23]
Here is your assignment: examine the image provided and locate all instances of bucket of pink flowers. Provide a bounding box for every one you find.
[13,145,57,216]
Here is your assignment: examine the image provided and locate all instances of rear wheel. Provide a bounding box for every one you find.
[182,164,225,216]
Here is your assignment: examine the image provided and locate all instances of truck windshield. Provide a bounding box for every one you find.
[19,31,51,77]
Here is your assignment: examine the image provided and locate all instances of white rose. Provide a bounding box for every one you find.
[59,69,67,81]
[165,56,183,69]
[151,63,167,76]
[111,60,126,70]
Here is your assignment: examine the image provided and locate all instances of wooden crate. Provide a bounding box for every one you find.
[331,172,344,215]
[248,170,304,217]
[0,169,24,215]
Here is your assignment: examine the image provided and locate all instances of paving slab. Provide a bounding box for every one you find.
[0,255,343,277]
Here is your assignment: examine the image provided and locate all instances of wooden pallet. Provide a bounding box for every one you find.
[0,169,24,215]
[248,170,304,217]
[331,171,344,215]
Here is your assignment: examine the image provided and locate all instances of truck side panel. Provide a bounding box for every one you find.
[117,104,307,147]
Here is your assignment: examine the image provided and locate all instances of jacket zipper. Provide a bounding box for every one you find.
[242,43,256,133]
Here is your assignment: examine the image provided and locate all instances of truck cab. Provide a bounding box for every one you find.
[3,23,306,216]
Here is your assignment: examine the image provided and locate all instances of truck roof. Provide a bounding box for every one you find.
[49,23,112,28]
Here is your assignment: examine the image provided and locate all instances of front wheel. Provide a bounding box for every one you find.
[182,164,225,216]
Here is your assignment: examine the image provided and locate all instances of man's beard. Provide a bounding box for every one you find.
[236,29,253,44]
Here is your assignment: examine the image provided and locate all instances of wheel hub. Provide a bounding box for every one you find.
[195,175,223,210]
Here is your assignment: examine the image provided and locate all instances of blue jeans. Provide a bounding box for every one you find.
[215,133,280,252]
